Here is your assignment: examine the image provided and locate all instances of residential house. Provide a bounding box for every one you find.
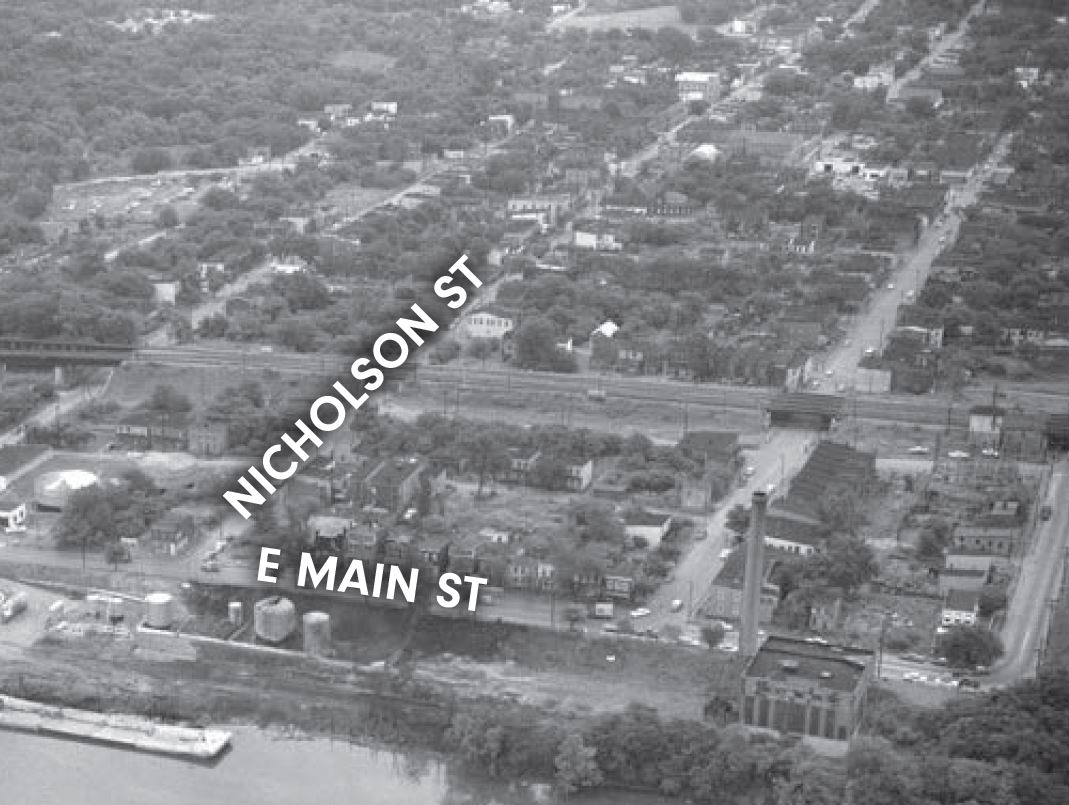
[146,511,194,556]
[675,72,721,103]
[370,101,398,116]
[565,458,594,492]
[622,510,672,549]
[116,410,191,451]
[363,457,430,514]
[463,308,515,339]
[573,229,620,250]
[505,447,540,484]
[892,87,943,109]
[324,103,353,120]
[0,493,27,531]
[940,588,980,627]
[951,524,1020,557]
[705,548,779,622]
[188,418,229,457]
[307,512,354,552]
[506,194,572,228]
[740,636,874,741]
[603,574,635,600]
[487,113,515,137]
[968,405,1005,448]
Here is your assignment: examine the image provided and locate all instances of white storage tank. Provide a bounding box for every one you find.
[302,611,331,656]
[228,601,243,625]
[254,596,296,644]
[144,592,174,629]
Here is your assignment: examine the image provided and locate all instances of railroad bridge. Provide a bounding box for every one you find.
[0,337,135,384]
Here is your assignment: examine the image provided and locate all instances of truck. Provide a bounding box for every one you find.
[593,601,615,619]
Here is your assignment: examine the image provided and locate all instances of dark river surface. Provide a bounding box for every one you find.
[1,727,672,805]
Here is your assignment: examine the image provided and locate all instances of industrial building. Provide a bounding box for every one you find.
[739,636,874,741]
[735,490,874,741]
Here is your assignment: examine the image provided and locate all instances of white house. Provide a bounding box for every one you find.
[591,320,619,339]
[0,494,27,531]
[370,101,398,116]
[463,309,515,339]
[675,72,721,103]
[623,510,673,549]
[940,588,980,627]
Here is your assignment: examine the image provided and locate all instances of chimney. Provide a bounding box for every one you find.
[740,490,768,659]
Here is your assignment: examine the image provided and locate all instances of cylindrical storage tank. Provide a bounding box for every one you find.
[144,592,174,629]
[302,611,331,656]
[228,601,243,625]
[254,596,296,644]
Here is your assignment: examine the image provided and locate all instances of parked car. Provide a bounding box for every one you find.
[908,445,930,455]
[947,450,970,459]
[670,599,684,613]
[1041,504,1052,521]
[630,607,651,619]
[201,559,220,572]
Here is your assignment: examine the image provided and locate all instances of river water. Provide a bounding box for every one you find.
[1,728,670,805]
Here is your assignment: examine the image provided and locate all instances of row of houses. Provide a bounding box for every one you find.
[306,508,672,600]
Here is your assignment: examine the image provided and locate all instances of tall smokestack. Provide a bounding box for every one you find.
[740,490,768,659]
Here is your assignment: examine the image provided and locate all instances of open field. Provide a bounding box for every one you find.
[330,48,397,73]
[558,5,697,33]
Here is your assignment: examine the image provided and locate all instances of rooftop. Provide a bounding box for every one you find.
[623,509,672,527]
[744,636,872,693]
[944,588,980,611]
[365,456,426,488]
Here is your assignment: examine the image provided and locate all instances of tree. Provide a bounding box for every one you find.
[513,316,577,372]
[726,503,751,537]
[978,584,1008,618]
[105,541,129,569]
[157,205,180,228]
[936,625,1004,668]
[463,431,509,496]
[817,483,864,534]
[701,623,725,648]
[554,733,603,796]
[147,384,193,414]
[131,147,174,174]
[806,535,877,595]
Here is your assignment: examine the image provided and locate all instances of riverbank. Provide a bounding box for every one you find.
[0,693,230,761]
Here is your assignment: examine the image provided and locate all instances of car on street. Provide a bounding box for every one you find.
[719,548,733,560]
[824,368,834,376]
[743,466,756,478]
[957,677,980,689]
[886,282,895,290]
[630,607,651,619]
[908,445,930,455]
[902,652,926,663]
[947,450,970,459]
[765,483,776,495]
[201,559,220,572]
[864,347,876,356]
[670,599,684,612]
[981,447,1000,458]
[902,671,922,682]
